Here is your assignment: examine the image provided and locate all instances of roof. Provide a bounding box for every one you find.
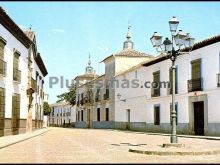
[143,35,220,67]
[35,53,48,77]
[74,73,98,80]
[101,49,154,63]
[77,74,105,88]
[0,7,32,48]
[182,35,220,52]
[50,101,72,107]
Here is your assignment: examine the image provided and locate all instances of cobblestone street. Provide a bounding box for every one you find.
[0,127,220,163]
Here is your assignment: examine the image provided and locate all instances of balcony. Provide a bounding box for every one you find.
[103,93,109,100]
[77,101,80,106]
[95,95,100,102]
[31,78,36,91]
[151,88,160,97]
[80,99,84,105]
[217,73,220,87]
[13,68,21,82]
[188,78,203,92]
[0,59,6,76]
[40,89,43,98]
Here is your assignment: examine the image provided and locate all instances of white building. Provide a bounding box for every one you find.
[49,101,76,127]
[0,7,48,136]
[75,27,153,129]
[75,27,220,136]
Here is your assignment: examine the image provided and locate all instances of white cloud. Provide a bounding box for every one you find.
[51,28,65,33]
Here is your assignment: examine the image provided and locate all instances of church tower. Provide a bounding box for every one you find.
[123,25,134,50]
[85,53,94,74]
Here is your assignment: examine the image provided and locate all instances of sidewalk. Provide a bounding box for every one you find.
[107,129,220,141]
[0,128,50,149]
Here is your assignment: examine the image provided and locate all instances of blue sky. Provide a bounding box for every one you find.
[1,2,220,103]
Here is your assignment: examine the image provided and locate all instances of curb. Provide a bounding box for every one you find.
[108,129,220,141]
[0,129,50,149]
[129,148,220,156]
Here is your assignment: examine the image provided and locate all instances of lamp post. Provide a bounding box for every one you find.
[150,16,195,144]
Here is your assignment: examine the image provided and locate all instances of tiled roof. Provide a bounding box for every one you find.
[182,35,220,52]
[143,35,220,67]
[75,73,98,80]
[101,49,154,63]
[0,7,32,48]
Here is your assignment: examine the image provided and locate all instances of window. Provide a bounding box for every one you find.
[0,88,5,133]
[97,108,100,121]
[169,66,178,94]
[154,105,160,125]
[191,59,201,79]
[12,94,20,133]
[78,111,80,121]
[152,71,160,97]
[81,110,83,121]
[0,38,6,76]
[96,88,101,102]
[170,103,178,125]
[188,59,202,92]
[13,52,21,82]
[106,108,109,121]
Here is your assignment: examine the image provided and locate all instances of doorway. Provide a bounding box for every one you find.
[126,109,130,130]
[194,101,204,135]
[87,109,91,128]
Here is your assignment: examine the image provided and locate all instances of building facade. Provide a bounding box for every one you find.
[0,7,48,136]
[75,27,220,136]
[49,102,76,127]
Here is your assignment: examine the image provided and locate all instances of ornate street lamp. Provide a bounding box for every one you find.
[150,16,195,144]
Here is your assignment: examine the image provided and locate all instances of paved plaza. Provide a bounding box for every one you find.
[0,127,220,163]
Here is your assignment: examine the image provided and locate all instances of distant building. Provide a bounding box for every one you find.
[0,7,48,136]
[49,101,76,127]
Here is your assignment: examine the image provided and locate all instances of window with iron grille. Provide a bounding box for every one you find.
[106,108,109,121]
[152,71,160,97]
[13,52,21,82]
[97,108,100,121]
[154,105,160,125]
[0,39,6,76]
[0,88,5,134]
[12,94,20,133]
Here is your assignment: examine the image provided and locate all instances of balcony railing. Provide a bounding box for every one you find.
[188,78,203,92]
[95,95,101,102]
[151,88,160,97]
[77,101,80,106]
[31,78,36,91]
[0,59,6,76]
[103,93,109,100]
[80,99,84,105]
[217,73,220,87]
[13,68,21,82]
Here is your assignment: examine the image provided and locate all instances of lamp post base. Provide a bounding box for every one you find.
[162,143,185,148]
[171,135,177,143]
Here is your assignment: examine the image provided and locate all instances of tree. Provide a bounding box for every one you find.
[56,83,76,106]
[43,102,52,115]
